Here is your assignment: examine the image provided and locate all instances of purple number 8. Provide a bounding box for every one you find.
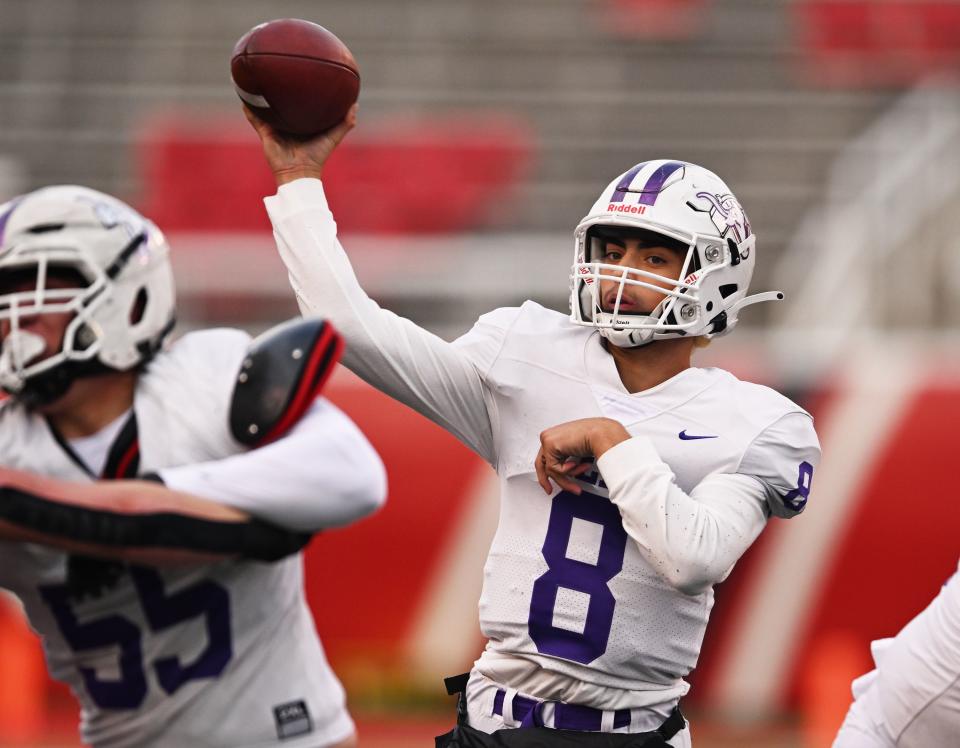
[528,490,627,664]
[783,461,814,511]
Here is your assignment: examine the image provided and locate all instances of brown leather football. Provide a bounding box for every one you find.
[231,19,360,137]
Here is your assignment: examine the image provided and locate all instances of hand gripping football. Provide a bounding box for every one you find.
[231,19,360,137]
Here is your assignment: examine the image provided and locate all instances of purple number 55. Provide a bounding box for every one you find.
[40,567,232,710]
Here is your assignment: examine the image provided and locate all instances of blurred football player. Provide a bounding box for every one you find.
[0,185,387,748]
[246,106,820,747]
[833,562,960,747]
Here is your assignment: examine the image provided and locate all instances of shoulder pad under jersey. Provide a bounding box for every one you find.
[229,318,343,447]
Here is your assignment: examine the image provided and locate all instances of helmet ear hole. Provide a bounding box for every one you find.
[719,284,739,299]
[129,287,148,325]
[74,323,97,350]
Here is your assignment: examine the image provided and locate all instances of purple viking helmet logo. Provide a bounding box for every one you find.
[692,191,751,243]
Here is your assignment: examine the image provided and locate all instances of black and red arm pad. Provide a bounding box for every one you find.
[0,481,310,563]
[230,317,344,447]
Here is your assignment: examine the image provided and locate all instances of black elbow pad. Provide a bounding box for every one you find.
[230,317,343,447]
[0,486,311,562]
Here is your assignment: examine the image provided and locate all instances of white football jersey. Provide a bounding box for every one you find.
[456,302,817,700]
[0,329,355,748]
[265,178,820,719]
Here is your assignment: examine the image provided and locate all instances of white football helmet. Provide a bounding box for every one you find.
[0,185,175,406]
[570,159,782,347]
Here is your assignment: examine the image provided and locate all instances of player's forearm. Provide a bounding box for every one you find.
[0,469,247,520]
[161,399,388,532]
[0,519,231,565]
[597,438,768,594]
[0,469,310,563]
[264,179,496,459]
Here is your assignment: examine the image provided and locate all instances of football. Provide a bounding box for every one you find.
[231,19,360,137]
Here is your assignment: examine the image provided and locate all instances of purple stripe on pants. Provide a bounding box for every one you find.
[492,688,632,731]
[554,702,602,731]
[512,695,539,725]
[492,689,505,717]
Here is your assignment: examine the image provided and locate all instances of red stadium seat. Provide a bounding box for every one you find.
[797,1,960,86]
[596,0,708,40]
[138,115,533,234]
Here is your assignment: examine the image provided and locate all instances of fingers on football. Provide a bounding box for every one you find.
[241,104,283,147]
[325,103,358,146]
[241,104,264,131]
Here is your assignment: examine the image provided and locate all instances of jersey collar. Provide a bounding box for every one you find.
[45,409,140,480]
[584,332,718,424]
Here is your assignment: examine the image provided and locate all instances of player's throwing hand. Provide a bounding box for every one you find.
[535,417,630,495]
[243,102,357,185]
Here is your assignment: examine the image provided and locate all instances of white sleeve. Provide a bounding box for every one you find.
[596,437,769,595]
[157,399,387,532]
[738,411,821,518]
[833,670,896,748]
[835,564,960,748]
[264,178,503,463]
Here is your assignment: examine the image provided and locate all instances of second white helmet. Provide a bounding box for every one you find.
[0,185,175,405]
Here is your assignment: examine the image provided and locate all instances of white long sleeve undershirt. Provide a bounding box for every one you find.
[159,399,387,532]
[265,178,496,463]
[598,437,769,595]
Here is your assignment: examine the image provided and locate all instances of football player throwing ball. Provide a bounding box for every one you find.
[247,104,820,747]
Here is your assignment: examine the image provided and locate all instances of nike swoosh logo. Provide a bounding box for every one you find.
[678,430,718,440]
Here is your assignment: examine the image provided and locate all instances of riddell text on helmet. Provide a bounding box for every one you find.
[607,203,647,215]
